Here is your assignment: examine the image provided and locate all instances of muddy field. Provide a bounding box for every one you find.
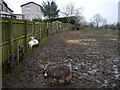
[3,30,120,88]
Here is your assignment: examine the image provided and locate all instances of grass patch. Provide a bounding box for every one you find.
[80,29,118,36]
[40,35,49,43]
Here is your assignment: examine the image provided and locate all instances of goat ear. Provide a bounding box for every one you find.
[41,64,47,70]
[30,36,34,39]
[67,62,72,71]
[44,64,48,70]
[41,65,45,69]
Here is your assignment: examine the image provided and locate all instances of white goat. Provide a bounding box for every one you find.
[28,36,39,49]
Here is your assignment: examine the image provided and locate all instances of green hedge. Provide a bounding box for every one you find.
[47,17,76,24]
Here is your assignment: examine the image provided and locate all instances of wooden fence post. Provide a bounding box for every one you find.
[24,20,27,52]
[32,22,35,36]
[56,23,58,34]
[38,23,41,42]
[46,23,49,36]
[41,23,43,38]
[0,17,2,68]
[16,40,19,63]
[50,23,52,35]
[40,23,42,41]
[8,18,13,55]
[51,23,53,34]
[57,23,59,33]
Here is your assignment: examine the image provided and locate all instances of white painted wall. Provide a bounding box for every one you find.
[0,0,13,14]
[118,1,120,23]
[22,2,42,21]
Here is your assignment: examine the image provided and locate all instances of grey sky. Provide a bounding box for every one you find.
[5,0,119,24]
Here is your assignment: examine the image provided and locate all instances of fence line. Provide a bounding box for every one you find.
[1,17,72,64]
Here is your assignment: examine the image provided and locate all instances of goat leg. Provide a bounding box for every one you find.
[58,77,65,84]
[65,73,72,83]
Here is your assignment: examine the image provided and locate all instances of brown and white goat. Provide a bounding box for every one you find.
[42,63,72,85]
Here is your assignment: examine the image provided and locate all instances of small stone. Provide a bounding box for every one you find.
[74,67,79,71]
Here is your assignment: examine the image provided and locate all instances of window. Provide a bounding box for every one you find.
[37,7,41,11]
[16,15,22,19]
[25,15,30,19]
[1,14,5,17]
[35,15,40,18]
[0,4,3,11]
[26,6,30,11]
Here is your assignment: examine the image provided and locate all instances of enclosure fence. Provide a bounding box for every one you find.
[1,17,72,65]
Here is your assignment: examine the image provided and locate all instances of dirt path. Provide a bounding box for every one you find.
[3,30,120,88]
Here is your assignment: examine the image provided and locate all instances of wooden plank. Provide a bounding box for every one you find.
[47,23,49,36]
[8,18,13,54]
[24,20,28,52]
[0,17,2,65]
[16,40,19,63]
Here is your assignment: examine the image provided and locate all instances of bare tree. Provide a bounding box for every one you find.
[61,2,83,23]
[90,14,103,27]
[78,16,87,25]
[89,21,96,27]
[62,3,76,17]
[102,19,107,26]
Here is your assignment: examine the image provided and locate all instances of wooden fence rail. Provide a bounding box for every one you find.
[1,17,72,65]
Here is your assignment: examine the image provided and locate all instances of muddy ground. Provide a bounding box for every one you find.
[3,30,120,88]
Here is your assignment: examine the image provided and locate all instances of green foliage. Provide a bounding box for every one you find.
[32,18,43,22]
[40,0,60,19]
[50,17,75,24]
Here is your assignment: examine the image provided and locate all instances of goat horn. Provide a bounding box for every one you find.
[44,64,48,70]
[68,62,72,72]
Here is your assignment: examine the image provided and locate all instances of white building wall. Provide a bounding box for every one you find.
[22,3,42,21]
[118,1,120,23]
[0,0,4,4]
[0,0,13,14]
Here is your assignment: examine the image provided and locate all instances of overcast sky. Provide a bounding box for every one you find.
[5,0,119,24]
